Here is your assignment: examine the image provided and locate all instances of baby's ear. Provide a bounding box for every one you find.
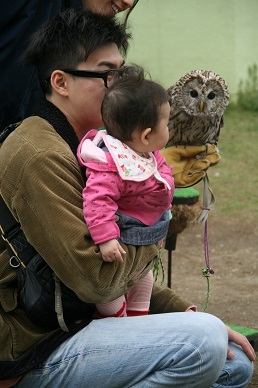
[140,127,152,145]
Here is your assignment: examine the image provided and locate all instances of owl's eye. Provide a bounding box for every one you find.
[208,92,216,100]
[190,90,198,98]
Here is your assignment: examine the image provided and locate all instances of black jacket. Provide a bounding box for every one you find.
[0,0,81,130]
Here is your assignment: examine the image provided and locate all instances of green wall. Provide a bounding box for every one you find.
[125,0,258,100]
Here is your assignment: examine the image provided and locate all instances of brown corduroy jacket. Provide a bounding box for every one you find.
[0,111,192,377]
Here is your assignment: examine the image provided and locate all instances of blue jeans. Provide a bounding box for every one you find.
[16,313,253,387]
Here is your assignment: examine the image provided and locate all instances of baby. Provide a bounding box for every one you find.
[77,65,174,317]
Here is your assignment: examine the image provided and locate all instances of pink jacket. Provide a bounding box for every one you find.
[77,130,174,245]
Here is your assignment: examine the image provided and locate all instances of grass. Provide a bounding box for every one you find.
[195,107,258,220]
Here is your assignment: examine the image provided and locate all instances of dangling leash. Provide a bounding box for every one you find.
[198,173,215,311]
[153,247,165,285]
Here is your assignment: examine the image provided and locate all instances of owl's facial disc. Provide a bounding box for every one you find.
[188,88,205,113]
[172,69,229,118]
[188,86,217,114]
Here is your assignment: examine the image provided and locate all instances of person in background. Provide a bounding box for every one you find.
[0,0,138,131]
[0,8,255,388]
[82,0,138,18]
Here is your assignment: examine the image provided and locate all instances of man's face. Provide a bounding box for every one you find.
[63,43,124,139]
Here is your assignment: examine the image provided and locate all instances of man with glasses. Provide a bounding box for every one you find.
[0,8,255,388]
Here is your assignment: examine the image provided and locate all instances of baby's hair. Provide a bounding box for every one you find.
[101,65,169,141]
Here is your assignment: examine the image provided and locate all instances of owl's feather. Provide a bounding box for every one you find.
[167,70,229,147]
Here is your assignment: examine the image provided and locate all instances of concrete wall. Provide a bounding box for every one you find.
[125,0,258,100]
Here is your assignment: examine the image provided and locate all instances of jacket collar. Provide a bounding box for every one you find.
[33,98,79,157]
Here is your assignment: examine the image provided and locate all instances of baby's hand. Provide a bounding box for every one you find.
[99,239,126,263]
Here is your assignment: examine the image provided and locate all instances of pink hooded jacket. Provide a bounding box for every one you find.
[77,130,174,245]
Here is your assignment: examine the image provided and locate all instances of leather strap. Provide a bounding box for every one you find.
[0,122,22,142]
[0,194,37,267]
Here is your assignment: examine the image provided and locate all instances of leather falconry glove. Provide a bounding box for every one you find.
[160,144,220,188]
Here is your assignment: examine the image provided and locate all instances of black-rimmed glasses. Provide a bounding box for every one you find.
[45,67,129,88]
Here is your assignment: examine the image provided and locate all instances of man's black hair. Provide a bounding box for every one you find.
[101,65,169,141]
[23,8,131,94]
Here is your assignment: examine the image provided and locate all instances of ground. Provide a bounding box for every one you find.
[161,215,258,386]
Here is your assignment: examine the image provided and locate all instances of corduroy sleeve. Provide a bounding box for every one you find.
[150,283,194,313]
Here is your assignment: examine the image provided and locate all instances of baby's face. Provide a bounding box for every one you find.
[148,102,170,152]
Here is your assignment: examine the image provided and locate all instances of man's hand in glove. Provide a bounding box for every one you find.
[160,144,220,188]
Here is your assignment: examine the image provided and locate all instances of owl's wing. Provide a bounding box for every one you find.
[167,85,182,141]
[212,115,224,144]
[167,111,195,147]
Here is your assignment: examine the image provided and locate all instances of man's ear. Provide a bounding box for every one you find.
[140,127,152,145]
[50,70,69,96]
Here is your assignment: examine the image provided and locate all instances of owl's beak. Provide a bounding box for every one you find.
[200,100,204,112]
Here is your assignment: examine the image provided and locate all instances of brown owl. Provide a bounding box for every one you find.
[167,70,230,147]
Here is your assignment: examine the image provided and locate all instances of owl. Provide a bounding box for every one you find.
[167,70,230,147]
